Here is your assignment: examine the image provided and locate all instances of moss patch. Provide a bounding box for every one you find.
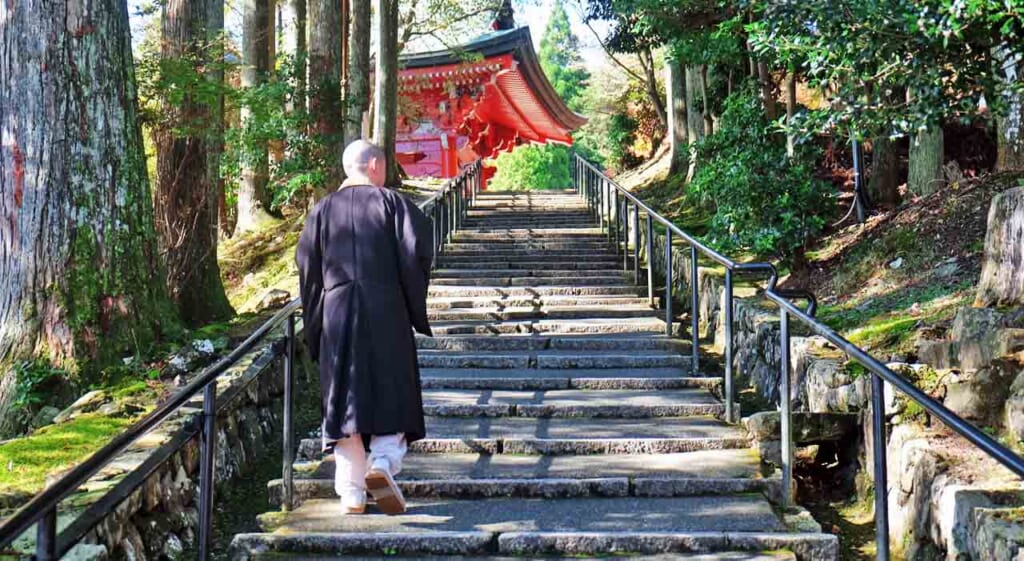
[0,413,136,495]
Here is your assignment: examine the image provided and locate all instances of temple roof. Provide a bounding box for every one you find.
[399,27,587,142]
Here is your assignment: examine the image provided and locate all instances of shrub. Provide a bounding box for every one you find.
[489,144,572,191]
[689,85,834,264]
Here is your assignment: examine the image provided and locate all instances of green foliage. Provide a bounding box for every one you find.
[688,85,834,262]
[11,361,66,424]
[489,144,572,191]
[539,0,590,111]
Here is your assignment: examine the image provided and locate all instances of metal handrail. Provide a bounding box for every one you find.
[0,161,483,560]
[572,153,1024,561]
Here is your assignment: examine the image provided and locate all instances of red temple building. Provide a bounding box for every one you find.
[395,24,587,184]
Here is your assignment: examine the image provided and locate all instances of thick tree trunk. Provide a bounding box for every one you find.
[908,125,945,197]
[757,61,778,121]
[155,0,234,326]
[868,137,901,207]
[784,72,797,157]
[665,59,689,176]
[994,48,1024,171]
[0,0,173,435]
[309,0,345,190]
[373,0,401,186]
[699,65,713,136]
[345,0,371,145]
[236,0,275,233]
[638,48,667,131]
[291,0,307,115]
[975,187,1024,307]
[684,65,705,180]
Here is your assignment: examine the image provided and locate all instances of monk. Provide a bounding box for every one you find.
[296,140,433,515]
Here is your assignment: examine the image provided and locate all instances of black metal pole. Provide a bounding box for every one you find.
[690,244,700,372]
[632,204,640,285]
[622,199,628,271]
[646,214,655,307]
[779,309,793,510]
[665,230,673,337]
[35,508,56,561]
[198,381,217,561]
[724,270,734,423]
[282,314,295,512]
[872,372,891,561]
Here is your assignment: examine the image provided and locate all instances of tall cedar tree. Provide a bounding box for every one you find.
[236,0,276,232]
[155,0,234,325]
[373,0,402,186]
[539,0,589,112]
[309,0,345,188]
[0,0,175,435]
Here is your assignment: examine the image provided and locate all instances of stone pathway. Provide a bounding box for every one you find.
[231,191,838,560]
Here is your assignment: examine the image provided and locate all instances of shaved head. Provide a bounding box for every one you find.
[343,140,387,187]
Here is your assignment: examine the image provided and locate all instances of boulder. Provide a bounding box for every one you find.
[976,186,1024,307]
[944,359,1020,424]
[258,289,292,312]
[745,411,859,444]
[54,390,109,424]
[30,406,61,429]
[972,507,1024,560]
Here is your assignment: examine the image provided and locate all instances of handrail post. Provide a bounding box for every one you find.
[35,508,56,561]
[646,214,655,307]
[197,380,217,561]
[690,245,700,372]
[665,230,673,337]
[724,270,735,424]
[872,372,891,561]
[632,204,640,285]
[282,313,295,512]
[779,308,793,511]
[621,199,628,271]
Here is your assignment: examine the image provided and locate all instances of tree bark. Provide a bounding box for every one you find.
[0,0,174,435]
[236,0,275,233]
[155,0,234,326]
[665,59,689,176]
[867,136,901,207]
[908,124,945,197]
[291,0,307,115]
[975,187,1024,307]
[784,72,796,157]
[345,0,371,145]
[308,0,345,189]
[699,65,713,135]
[757,61,778,121]
[684,65,705,181]
[994,48,1024,171]
[373,0,401,186]
[638,47,668,131]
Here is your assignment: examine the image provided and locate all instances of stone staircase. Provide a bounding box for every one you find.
[230,190,838,560]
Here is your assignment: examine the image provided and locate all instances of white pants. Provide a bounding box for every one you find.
[333,433,407,496]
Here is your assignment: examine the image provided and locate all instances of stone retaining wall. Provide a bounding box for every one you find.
[12,327,312,560]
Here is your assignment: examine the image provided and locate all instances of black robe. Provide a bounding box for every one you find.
[296,185,433,449]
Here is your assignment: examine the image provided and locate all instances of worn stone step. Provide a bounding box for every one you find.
[435,260,623,271]
[428,285,642,298]
[453,230,604,239]
[437,254,618,264]
[443,243,613,253]
[417,350,686,369]
[293,449,766,482]
[421,388,724,418]
[425,306,656,322]
[433,269,626,279]
[262,553,797,561]
[419,367,713,391]
[430,318,675,336]
[415,334,685,352]
[426,295,651,310]
[431,276,630,287]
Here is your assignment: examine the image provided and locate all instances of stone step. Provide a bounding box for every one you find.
[297,417,746,460]
[417,350,686,369]
[419,367,712,391]
[432,269,626,279]
[453,231,605,240]
[443,242,613,252]
[293,449,766,483]
[428,285,642,298]
[256,553,797,561]
[437,249,618,259]
[425,306,656,322]
[420,388,724,418]
[435,260,623,270]
[431,276,630,287]
[426,295,651,309]
[232,497,837,559]
[415,334,685,352]
[430,318,675,336]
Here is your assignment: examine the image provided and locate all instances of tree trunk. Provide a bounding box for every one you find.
[291,0,307,115]
[699,65,713,136]
[908,124,945,197]
[995,48,1024,171]
[345,0,371,145]
[373,0,401,186]
[638,48,667,131]
[784,72,796,157]
[236,0,275,233]
[665,59,689,176]
[155,0,234,326]
[757,61,778,121]
[309,0,344,190]
[684,65,705,181]
[975,187,1024,307]
[0,0,174,435]
[868,137,901,207]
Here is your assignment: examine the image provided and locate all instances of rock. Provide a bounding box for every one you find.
[1002,367,1024,440]
[162,533,184,560]
[191,339,215,356]
[744,411,858,445]
[890,257,904,269]
[935,258,961,278]
[973,507,1024,560]
[54,390,109,424]
[30,406,61,429]
[944,360,1019,424]
[258,289,291,311]
[976,186,1024,307]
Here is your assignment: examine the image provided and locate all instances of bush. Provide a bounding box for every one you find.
[689,85,834,264]
[489,144,572,191]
